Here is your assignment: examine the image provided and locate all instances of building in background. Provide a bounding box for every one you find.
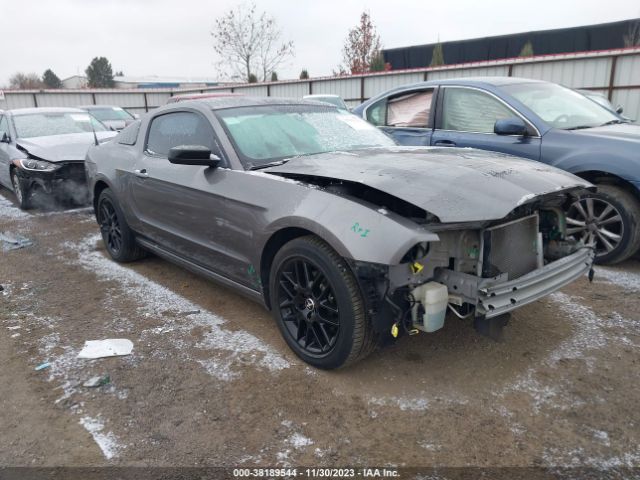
[383,18,640,69]
[61,75,88,89]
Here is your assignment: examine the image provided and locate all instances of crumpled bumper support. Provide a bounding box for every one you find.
[477,247,594,318]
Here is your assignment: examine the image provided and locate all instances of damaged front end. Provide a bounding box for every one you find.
[12,157,89,206]
[351,190,595,340]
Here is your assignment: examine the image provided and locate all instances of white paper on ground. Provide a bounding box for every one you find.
[77,339,133,359]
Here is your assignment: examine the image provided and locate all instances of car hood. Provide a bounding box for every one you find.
[573,123,640,144]
[16,132,117,162]
[265,147,592,223]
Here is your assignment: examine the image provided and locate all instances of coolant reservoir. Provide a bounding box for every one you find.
[411,282,448,333]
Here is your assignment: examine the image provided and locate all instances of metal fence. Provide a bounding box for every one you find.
[2,47,639,121]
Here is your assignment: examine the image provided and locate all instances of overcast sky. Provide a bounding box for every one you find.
[3,0,639,86]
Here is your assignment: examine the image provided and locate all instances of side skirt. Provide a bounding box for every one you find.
[135,237,267,307]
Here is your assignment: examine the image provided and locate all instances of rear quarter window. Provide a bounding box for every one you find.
[116,120,141,145]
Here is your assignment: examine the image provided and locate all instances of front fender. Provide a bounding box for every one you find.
[262,193,439,266]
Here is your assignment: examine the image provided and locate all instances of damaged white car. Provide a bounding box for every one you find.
[86,98,595,369]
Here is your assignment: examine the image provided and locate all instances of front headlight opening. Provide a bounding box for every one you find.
[18,158,59,172]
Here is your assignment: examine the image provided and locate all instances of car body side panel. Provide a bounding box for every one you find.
[430,129,542,160]
[541,129,640,187]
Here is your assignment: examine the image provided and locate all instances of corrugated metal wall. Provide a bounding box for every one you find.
[2,49,639,121]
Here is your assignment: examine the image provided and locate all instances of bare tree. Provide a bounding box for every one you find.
[9,72,44,89]
[212,3,294,82]
[623,20,640,47]
[340,12,382,74]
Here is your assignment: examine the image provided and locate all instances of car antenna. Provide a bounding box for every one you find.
[89,114,99,146]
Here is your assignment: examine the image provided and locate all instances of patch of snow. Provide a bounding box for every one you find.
[368,395,430,411]
[547,292,607,367]
[595,267,640,292]
[542,446,640,469]
[64,234,290,381]
[314,447,328,458]
[0,195,30,220]
[592,430,611,447]
[79,416,122,460]
[288,432,314,449]
[418,441,440,451]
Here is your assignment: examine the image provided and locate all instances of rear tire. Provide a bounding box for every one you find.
[566,184,640,264]
[11,169,31,210]
[96,188,146,262]
[269,236,375,369]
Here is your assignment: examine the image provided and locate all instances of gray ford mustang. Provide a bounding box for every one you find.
[86,97,595,369]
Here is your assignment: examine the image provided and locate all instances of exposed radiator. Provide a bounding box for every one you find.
[482,214,540,280]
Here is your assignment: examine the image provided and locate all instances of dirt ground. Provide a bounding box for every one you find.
[1,188,639,476]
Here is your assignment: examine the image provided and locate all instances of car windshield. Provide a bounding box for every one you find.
[216,105,395,169]
[502,83,619,130]
[584,93,615,110]
[13,112,108,138]
[88,107,134,121]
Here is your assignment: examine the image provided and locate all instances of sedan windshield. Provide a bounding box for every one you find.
[88,107,135,121]
[216,105,395,168]
[13,112,108,138]
[502,83,620,130]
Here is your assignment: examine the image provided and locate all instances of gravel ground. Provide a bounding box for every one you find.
[1,189,639,477]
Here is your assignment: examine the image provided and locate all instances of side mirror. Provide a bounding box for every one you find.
[133,113,140,119]
[616,105,624,115]
[494,117,528,136]
[168,145,220,168]
[0,132,10,143]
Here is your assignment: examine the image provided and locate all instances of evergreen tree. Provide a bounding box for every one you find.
[42,69,62,88]
[430,43,445,67]
[85,57,115,88]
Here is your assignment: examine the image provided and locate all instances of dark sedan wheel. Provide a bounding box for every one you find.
[269,236,375,369]
[11,170,31,210]
[97,188,146,262]
[566,184,640,264]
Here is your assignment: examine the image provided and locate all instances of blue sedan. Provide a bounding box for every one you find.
[353,77,640,264]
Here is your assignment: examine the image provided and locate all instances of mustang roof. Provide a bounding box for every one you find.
[179,96,337,111]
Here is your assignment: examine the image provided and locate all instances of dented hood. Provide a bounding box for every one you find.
[16,132,116,162]
[265,147,592,223]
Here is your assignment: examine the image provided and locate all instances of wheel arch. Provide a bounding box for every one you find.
[572,170,640,203]
[92,178,113,214]
[259,226,349,310]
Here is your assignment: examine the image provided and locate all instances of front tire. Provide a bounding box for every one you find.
[11,169,31,210]
[97,188,146,262]
[269,236,375,369]
[566,184,640,264]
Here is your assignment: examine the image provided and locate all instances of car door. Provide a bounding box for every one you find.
[431,86,542,160]
[128,109,251,286]
[365,88,436,146]
[0,114,12,188]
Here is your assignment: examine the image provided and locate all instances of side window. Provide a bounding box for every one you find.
[366,98,387,126]
[146,111,215,157]
[441,88,514,133]
[386,90,433,128]
[117,120,141,146]
[0,115,8,138]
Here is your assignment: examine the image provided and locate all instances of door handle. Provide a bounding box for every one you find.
[434,140,456,147]
[134,169,148,178]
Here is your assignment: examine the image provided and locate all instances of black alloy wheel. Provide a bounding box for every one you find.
[276,257,341,356]
[99,198,123,255]
[96,188,146,262]
[269,236,376,369]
